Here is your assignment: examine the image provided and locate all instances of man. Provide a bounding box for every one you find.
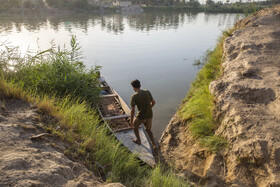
[130,79,157,149]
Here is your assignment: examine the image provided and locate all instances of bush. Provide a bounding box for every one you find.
[186,0,200,7]
[46,0,90,10]
[6,36,101,105]
[46,0,68,8]
[70,0,90,10]
[146,165,189,187]
[0,0,20,11]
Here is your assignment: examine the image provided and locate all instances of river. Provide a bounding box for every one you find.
[0,12,243,140]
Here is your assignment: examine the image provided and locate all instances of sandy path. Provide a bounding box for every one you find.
[0,98,123,187]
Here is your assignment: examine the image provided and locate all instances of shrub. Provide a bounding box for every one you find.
[6,36,101,105]
[146,164,189,187]
[46,0,90,10]
[0,0,20,11]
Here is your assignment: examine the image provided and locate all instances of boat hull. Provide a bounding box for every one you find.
[99,77,155,167]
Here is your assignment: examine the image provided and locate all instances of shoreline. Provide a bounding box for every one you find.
[0,3,270,16]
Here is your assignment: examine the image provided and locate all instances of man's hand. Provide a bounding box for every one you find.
[151,99,156,108]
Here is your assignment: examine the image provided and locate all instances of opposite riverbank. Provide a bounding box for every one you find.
[1,0,276,16]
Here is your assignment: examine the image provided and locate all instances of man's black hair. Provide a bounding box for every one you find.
[131,79,141,88]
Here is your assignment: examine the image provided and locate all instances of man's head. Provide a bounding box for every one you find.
[131,79,141,91]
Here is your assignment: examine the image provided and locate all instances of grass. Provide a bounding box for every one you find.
[146,165,189,187]
[178,28,238,153]
[0,78,33,103]
[0,78,148,185]
[0,36,190,186]
[8,36,101,106]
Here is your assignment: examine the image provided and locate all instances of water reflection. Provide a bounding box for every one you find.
[0,12,240,35]
[0,12,242,140]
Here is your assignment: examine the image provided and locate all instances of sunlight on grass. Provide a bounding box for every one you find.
[179,28,236,152]
[146,165,189,187]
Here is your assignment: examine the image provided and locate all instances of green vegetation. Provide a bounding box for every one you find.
[22,0,45,9]
[147,165,189,187]
[143,2,263,13]
[178,28,237,153]
[44,0,279,13]
[9,36,100,105]
[0,0,46,10]
[46,0,93,10]
[0,36,189,186]
[0,0,278,14]
[0,0,20,11]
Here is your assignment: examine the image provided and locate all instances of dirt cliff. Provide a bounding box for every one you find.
[0,98,124,187]
[160,5,280,186]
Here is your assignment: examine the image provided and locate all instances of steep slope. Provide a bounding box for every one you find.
[0,98,124,187]
[160,5,280,186]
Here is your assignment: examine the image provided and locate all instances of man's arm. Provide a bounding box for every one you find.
[130,106,135,127]
[151,99,156,108]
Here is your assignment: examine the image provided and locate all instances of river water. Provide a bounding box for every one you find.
[0,12,242,140]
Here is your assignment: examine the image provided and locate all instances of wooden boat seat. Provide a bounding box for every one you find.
[101,94,118,98]
[101,85,110,90]
[104,114,130,121]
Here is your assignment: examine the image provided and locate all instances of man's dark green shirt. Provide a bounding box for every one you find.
[130,89,153,120]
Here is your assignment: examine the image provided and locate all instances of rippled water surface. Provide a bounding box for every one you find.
[0,12,242,140]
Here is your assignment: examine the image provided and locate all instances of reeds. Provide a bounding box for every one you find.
[7,36,101,106]
[178,29,237,152]
[146,165,189,187]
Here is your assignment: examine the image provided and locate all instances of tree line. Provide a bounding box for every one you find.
[0,0,279,12]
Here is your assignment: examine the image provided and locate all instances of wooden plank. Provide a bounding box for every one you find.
[104,114,130,121]
[112,127,133,133]
[115,128,156,167]
[113,89,131,115]
[101,85,110,90]
[101,94,118,98]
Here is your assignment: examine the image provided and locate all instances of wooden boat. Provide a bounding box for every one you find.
[98,78,156,167]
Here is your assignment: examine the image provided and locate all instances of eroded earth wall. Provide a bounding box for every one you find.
[160,5,280,187]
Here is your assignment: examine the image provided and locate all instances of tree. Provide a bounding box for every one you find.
[206,0,215,6]
[0,0,20,11]
[187,0,200,7]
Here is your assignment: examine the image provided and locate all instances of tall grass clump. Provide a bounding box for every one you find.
[146,165,189,187]
[178,29,236,152]
[6,36,101,105]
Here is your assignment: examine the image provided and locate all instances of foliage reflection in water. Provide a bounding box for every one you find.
[0,11,243,140]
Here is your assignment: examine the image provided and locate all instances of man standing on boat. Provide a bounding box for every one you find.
[130,79,157,149]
